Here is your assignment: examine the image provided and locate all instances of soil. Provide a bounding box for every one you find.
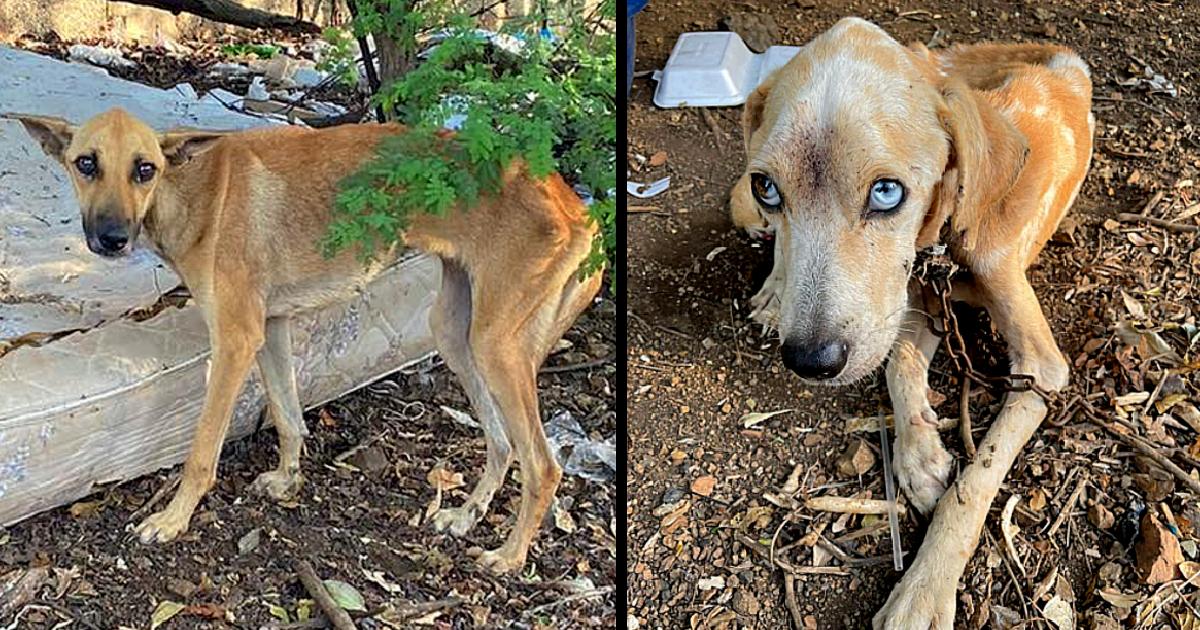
[0,35,616,629]
[627,1,1200,629]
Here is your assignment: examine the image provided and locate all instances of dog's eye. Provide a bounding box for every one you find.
[750,173,783,212]
[134,161,157,184]
[867,179,905,214]
[74,155,97,178]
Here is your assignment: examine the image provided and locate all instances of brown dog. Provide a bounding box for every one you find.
[10,108,601,573]
[734,18,1092,627]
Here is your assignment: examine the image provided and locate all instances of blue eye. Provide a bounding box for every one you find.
[868,179,905,213]
[750,172,783,212]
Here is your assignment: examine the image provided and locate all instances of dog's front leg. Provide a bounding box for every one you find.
[250,316,309,502]
[874,270,1066,629]
[136,303,265,544]
[886,300,953,515]
[749,226,784,330]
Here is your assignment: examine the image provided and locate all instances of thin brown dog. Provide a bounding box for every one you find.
[10,108,601,573]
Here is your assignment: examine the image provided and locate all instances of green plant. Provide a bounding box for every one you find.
[321,1,616,288]
[220,43,280,59]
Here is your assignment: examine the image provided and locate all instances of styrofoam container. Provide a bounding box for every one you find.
[653,32,801,108]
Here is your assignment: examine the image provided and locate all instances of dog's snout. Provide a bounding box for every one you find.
[87,218,131,257]
[781,338,849,380]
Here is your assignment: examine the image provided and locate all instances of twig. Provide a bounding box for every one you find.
[1116,212,1199,233]
[295,560,356,630]
[805,496,906,515]
[1046,474,1087,538]
[736,534,851,576]
[1100,422,1200,495]
[539,356,612,374]
[784,575,804,630]
[127,474,180,523]
[960,379,976,458]
[627,205,662,213]
[523,588,612,617]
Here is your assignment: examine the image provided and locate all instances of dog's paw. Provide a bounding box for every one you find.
[894,422,953,515]
[250,469,305,502]
[135,508,191,544]
[872,560,957,629]
[749,282,781,330]
[432,505,482,537]
[477,545,526,575]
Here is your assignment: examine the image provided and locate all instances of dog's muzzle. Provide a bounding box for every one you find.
[86,219,131,258]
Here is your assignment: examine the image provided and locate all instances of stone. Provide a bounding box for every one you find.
[835,440,875,477]
[721,13,780,53]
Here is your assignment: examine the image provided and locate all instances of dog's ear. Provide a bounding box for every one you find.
[7,114,76,162]
[159,129,227,166]
[936,79,1029,251]
[742,72,779,154]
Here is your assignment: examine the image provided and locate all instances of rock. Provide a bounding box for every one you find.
[691,474,716,497]
[237,527,262,555]
[166,577,197,599]
[732,590,760,616]
[721,12,779,53]
[348,445,391,479]
[1088,504,1114,530]
[835,440,875,477]
[293,66,328,88]
[661,487,685,505]
[696,575,724,591]
[68,44,135,70]
[648,151,668,167]
[1135,511,1183,584]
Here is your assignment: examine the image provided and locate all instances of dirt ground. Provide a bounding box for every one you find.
[627,1,1200,629]
[0,35,616,629]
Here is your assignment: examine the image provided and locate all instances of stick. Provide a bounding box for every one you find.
[295,561,356,630]
[805,496,907,516]
[736,534,852,576]
[784,575,804,630]
[0,567,49,618]
[539,356,612,374]
[960,378,976,458]
[1116,212,1199,233]
[110,0,320,32]
[1100,423,1200,495]
[1046,474,1087,538]
[127,474,180,523]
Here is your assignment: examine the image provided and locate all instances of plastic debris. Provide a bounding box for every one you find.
[544,410,615,482]
[627,176,670,199]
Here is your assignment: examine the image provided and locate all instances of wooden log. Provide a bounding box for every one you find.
[109,0,322,33]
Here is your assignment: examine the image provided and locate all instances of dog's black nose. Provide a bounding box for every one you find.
[781,338,849,380]
[95,227,129,255]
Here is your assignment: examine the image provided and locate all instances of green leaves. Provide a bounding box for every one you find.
[327,1,615,287]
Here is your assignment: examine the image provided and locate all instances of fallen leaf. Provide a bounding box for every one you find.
[1043,596,1075,630]
[835,440,875,477]
[1001,495,1026,575]
[151,601,187,629]
[440,406,479,429]
[322,579,366,612]
[648,150,668,167]
[1136,511,1183,584]
[69,501,102,518]
[741,408,791,428]
[553,500,577,534]
[691,475,716,497]
[427,466,465,492]
[1121,291,1147,320]
[265,602,290,623]
[363,570,404,594]
[1028,488,1047,512]
[1097,588,1141,608]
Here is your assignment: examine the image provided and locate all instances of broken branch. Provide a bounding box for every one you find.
[295,560,356,630]
[805,496,906,516]
[110,0,321,33]
[1116,212,1199,233]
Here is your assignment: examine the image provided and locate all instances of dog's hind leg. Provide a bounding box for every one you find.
[430,259,514,537]
[250,316,308,502]
[136,295,266,543]
[466,263,600,574]
[886,299,952,515]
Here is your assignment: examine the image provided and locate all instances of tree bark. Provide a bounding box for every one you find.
[110,0,322,33]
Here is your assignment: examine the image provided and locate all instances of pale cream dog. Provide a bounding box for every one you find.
[734,17,1093,628]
